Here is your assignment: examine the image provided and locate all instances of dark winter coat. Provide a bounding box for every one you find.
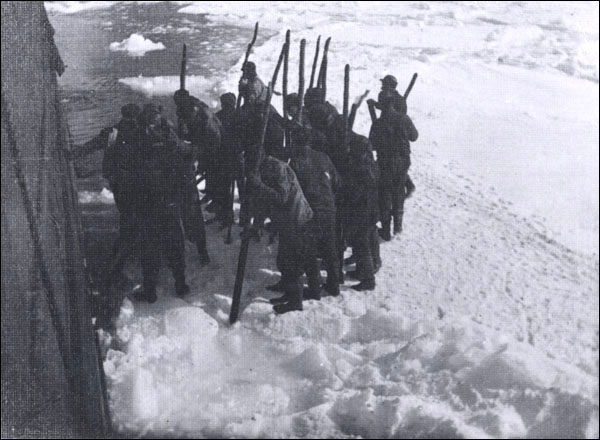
[102,118,138,193]
[340,136,379,236]
[236,103,285,165]
[251,156,313,234]
[289,144,339,215]
[186,101,222,172]
[133,120,187,209]
[369,113,418,160]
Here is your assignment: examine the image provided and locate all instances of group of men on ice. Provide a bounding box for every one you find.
[77,57,418,319]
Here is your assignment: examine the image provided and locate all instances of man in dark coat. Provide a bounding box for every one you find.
[287,124,341,299]
[131,104,190,303]
[235,89,285,230]
[69,104,142,288]
[238,61,268,106]
[174,94,218,264]
[374,75,417,199]
[369,90,418,240]
[247,152,314,314]
[215,92,242,227]
[340,135,380,291]
[101,103,141,284]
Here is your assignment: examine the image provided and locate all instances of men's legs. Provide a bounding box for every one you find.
[405,174,416,198]
[351,227,376,291]
[370,225,381,272]
[273,228,307,314]
[303,226,322,300]
[138,217,160,303]
[163,208,189,297]
[182,185,210,264]
[320,211,340,295]
[393,161,410,235]
[378,173,393,241]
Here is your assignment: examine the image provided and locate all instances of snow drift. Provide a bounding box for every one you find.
[109,33,166,57]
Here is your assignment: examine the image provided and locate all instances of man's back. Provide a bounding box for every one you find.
[289,145,338,214]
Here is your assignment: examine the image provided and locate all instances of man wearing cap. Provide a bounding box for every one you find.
[68,104,141,290]
[215,92,242,227]
[340,135,380,291]
[286,123,341,300]
[247,150,314,314]
[100,104,142,287]
[369,88,419,240]
[369,75,417,199]
[238,61,268,106]
[175,94,220,264]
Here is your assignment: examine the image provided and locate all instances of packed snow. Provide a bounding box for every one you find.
[118,74,217,101]
[50,1,599,438]
[109,33,166,56]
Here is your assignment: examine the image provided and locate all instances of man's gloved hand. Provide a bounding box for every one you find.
[367,99,381,109]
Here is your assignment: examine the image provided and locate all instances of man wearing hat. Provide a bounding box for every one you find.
[174,93,220,264]
[369,87,419,240]
[130,104,190,303]
[285,123,341,300]
[238,61,267,106]
[215,92,242,227]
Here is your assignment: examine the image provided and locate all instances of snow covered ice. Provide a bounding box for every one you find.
[109,33,166,56]
[48,1,599,438]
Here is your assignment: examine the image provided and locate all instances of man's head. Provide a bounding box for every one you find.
[242,61,257,79]
[304,87,325,109]
[120,103,141,121]
[380,74,398,91]
[285,93,300,118]
[140,104,162,127]
[377,89,406,115]
[176,95,202,123]
[220,92,236,110]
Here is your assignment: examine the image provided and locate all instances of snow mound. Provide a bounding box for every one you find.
[118,74,214,98]
[109,33,166,57]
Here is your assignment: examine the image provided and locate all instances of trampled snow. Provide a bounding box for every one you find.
[49,1,599,438]
[109,33,166,56]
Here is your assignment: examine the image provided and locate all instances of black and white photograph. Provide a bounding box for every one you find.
[1,1,598,438]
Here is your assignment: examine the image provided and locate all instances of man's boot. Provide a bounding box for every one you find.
[175,278,191,298]
[351,278,376,291]
[393,212,403,236]
[405,177,416,199]
[323,283,340,297]
[273,282,303,314]
[269,293,291,305]
[303,287,321,301]
[273,300,303,314]
[378,222,392,241]
[197,242,210,266]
